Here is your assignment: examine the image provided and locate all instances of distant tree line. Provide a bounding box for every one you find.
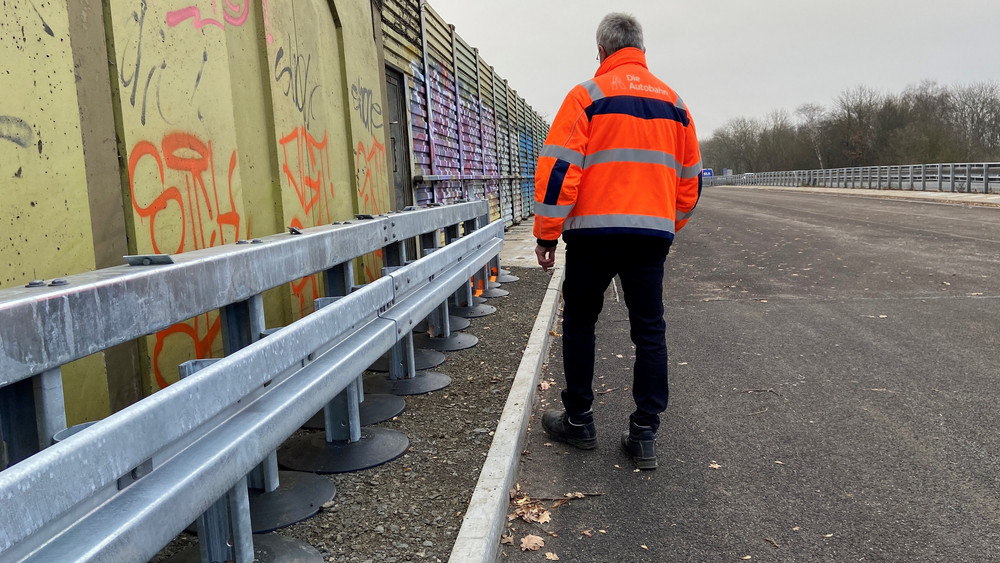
[700,80,1000,174]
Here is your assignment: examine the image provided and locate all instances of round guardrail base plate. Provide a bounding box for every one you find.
[479,288,509,298]
[363,371,452,395]
[495,274,519,283]
[488,281,502,289]
[412,332,478,352]
[413,315,471,333]
[249,471,337,533]
[278,428,409,474]
[498,268,512,276]
[367,348,445,372]
[166,531,324,563]
[301,394,405,429]
[450,303,496,318]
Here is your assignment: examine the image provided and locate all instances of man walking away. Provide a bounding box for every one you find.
[533,13,702,470]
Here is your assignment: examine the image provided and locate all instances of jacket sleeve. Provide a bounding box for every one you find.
[533,86,592,244]
[674,116,702,233]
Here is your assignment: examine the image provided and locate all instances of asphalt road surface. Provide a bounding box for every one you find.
[506,188,1000,562]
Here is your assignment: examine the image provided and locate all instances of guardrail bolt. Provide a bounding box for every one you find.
[25,279,46,288]
[48,279,68,287]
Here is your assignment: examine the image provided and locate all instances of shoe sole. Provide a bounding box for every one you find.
[543,429,597,450]
[633,457,657,470]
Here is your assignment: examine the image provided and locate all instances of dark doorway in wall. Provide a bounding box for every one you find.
[385,67,413,209]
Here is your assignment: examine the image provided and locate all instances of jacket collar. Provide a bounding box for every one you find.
[595,47,648,77]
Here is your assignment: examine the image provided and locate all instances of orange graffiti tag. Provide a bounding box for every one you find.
[129,132,241,254]
[280,127,337,317]
[356,136,390,280]
[153,312,221,389]
[129,132,241,388]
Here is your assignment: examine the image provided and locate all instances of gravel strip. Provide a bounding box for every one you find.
[153,266,549,562]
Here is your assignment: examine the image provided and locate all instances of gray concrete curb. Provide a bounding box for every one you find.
[448,265,564,563]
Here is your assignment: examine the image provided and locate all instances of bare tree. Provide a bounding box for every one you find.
[796,103,827,169]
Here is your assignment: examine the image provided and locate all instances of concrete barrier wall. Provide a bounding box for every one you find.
[0,0,544,426]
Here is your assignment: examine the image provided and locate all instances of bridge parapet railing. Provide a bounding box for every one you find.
[705,162,999,193]
[0,200,502,562]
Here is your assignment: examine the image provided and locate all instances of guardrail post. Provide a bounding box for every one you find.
[216,297,338,535]
[921,164,927,191]
[986,163,993,194]
[0,364,67,469]
[174,360,256,563]
[414,231,479,352]
[197,477,254,563]
[0,379,40,467]
[450,220,497,318]
[949,163,956,192]
[277,296,409,474]
[475,216,508,299]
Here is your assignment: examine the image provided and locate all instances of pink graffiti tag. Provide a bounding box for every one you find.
[166,0,249,30]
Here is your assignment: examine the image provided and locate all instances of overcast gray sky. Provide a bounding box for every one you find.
[425,0,999,138]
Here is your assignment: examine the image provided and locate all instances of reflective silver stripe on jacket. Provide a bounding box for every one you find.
[534,202,575,219]
[580,80,605,102]
[540,145,585,169]
[676,209,694,221]
[583,148,681,175]
[563,214,676,234]
[680,161,703,179]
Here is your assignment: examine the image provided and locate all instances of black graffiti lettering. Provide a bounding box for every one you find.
[273,41,321,130]
[0,116,34,148]
[351,78,383,133]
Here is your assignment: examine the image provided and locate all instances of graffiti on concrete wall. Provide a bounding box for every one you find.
[128,132,241,255]
[279,126,336,229]
[165,0,250,30]
[273,41,322,131]
[128,131,242,389]
[166,0,276,44]
[351,77,383,134]
[0,115,35,179]
[279,125,337,314]
[355,135,388,280]
[0,116,34,149]
[118,1,217,126]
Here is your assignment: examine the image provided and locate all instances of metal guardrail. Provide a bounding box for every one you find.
[705,162,1000,193]
[0,201,503,562]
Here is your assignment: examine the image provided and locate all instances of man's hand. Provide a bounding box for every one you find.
[535,244,556,272]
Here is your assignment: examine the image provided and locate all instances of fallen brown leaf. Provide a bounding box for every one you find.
[545,553,560,561]
[500,534,514,546]
[521,535,544,551]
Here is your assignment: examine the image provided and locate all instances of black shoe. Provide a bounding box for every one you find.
[541,410,597,450]
[621,422,657,470]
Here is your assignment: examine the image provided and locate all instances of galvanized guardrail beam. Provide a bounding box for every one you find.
[705,162,999,194]
[0,202,501,561]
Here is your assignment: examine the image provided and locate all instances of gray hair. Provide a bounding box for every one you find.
[596,13,644,54]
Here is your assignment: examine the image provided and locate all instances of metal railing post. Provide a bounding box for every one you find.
[196,477,254,563]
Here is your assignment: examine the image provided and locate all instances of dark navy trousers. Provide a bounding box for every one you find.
[560,234,670,432]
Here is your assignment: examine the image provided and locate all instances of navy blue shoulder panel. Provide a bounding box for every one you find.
[585,96,690,126]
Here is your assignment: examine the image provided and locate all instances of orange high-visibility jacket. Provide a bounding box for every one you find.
[533,48,702,246]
